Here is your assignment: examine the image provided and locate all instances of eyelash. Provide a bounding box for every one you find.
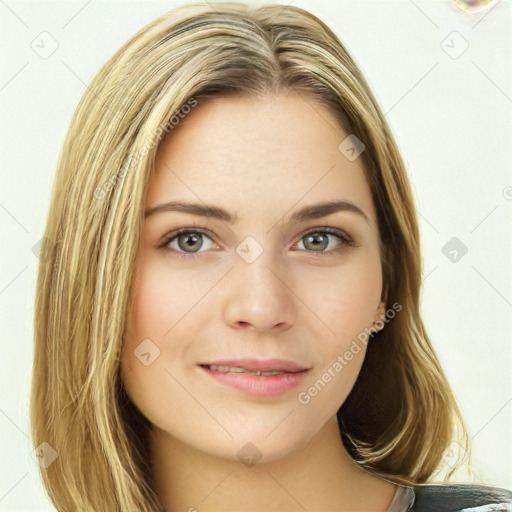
[157,225,356,259]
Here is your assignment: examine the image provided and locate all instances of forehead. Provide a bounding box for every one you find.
[146,93,376,223]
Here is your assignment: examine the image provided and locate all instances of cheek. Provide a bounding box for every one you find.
[126,258,201,346]
[329,255,382,391]
[121,260,177,394]
[120,256,216,415]
[131,278,168,341]
[120,263,185,429]
[304,250,383,339]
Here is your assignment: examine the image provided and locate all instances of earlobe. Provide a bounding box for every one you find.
[375,301,386,322]
[370,301,386,333]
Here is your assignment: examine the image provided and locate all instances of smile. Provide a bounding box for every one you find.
[198,363,310,397]
[208,365,288,376]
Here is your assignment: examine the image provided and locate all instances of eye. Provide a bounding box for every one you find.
[293,228,355,257]
[157,226,356,258]
[158,228,217,257]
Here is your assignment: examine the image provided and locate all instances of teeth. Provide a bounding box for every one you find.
[209,365,285,376]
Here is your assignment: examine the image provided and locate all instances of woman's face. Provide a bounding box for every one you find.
[121,92,385,464]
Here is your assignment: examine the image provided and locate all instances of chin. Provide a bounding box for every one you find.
[220,423,319,466]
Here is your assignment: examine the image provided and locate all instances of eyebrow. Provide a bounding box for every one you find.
[144,200,369,224]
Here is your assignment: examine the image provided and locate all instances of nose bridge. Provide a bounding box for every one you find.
[221,233,296,332]
[235,233,288,298]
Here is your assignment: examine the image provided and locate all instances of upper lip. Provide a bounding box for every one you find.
[198,358,310,373]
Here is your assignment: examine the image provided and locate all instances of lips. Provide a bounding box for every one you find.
[198,359,311,397]
[197,358,309,373]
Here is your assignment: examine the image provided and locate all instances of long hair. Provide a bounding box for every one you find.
[30,2,470,510]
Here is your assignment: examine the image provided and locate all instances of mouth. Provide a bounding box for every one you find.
[201,364,295,376]
[198,358,310,374]
[197,358,311,397]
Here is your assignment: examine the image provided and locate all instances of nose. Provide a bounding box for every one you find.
[220,248,297,334]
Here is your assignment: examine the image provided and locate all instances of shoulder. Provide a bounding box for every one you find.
[411,483,512,511]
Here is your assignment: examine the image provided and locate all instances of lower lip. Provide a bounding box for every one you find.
[199,366,309,397]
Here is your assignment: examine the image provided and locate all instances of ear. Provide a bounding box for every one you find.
[372,301,386,323]
[370,301,386,333]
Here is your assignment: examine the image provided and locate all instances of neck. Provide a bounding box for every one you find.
[150,416,396,512]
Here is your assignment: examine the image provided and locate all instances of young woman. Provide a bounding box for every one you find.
[30,2,512,511]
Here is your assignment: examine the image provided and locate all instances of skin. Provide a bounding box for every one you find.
[121,92,397,512]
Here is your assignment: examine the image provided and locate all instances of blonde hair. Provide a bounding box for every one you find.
[31,2,471,510]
